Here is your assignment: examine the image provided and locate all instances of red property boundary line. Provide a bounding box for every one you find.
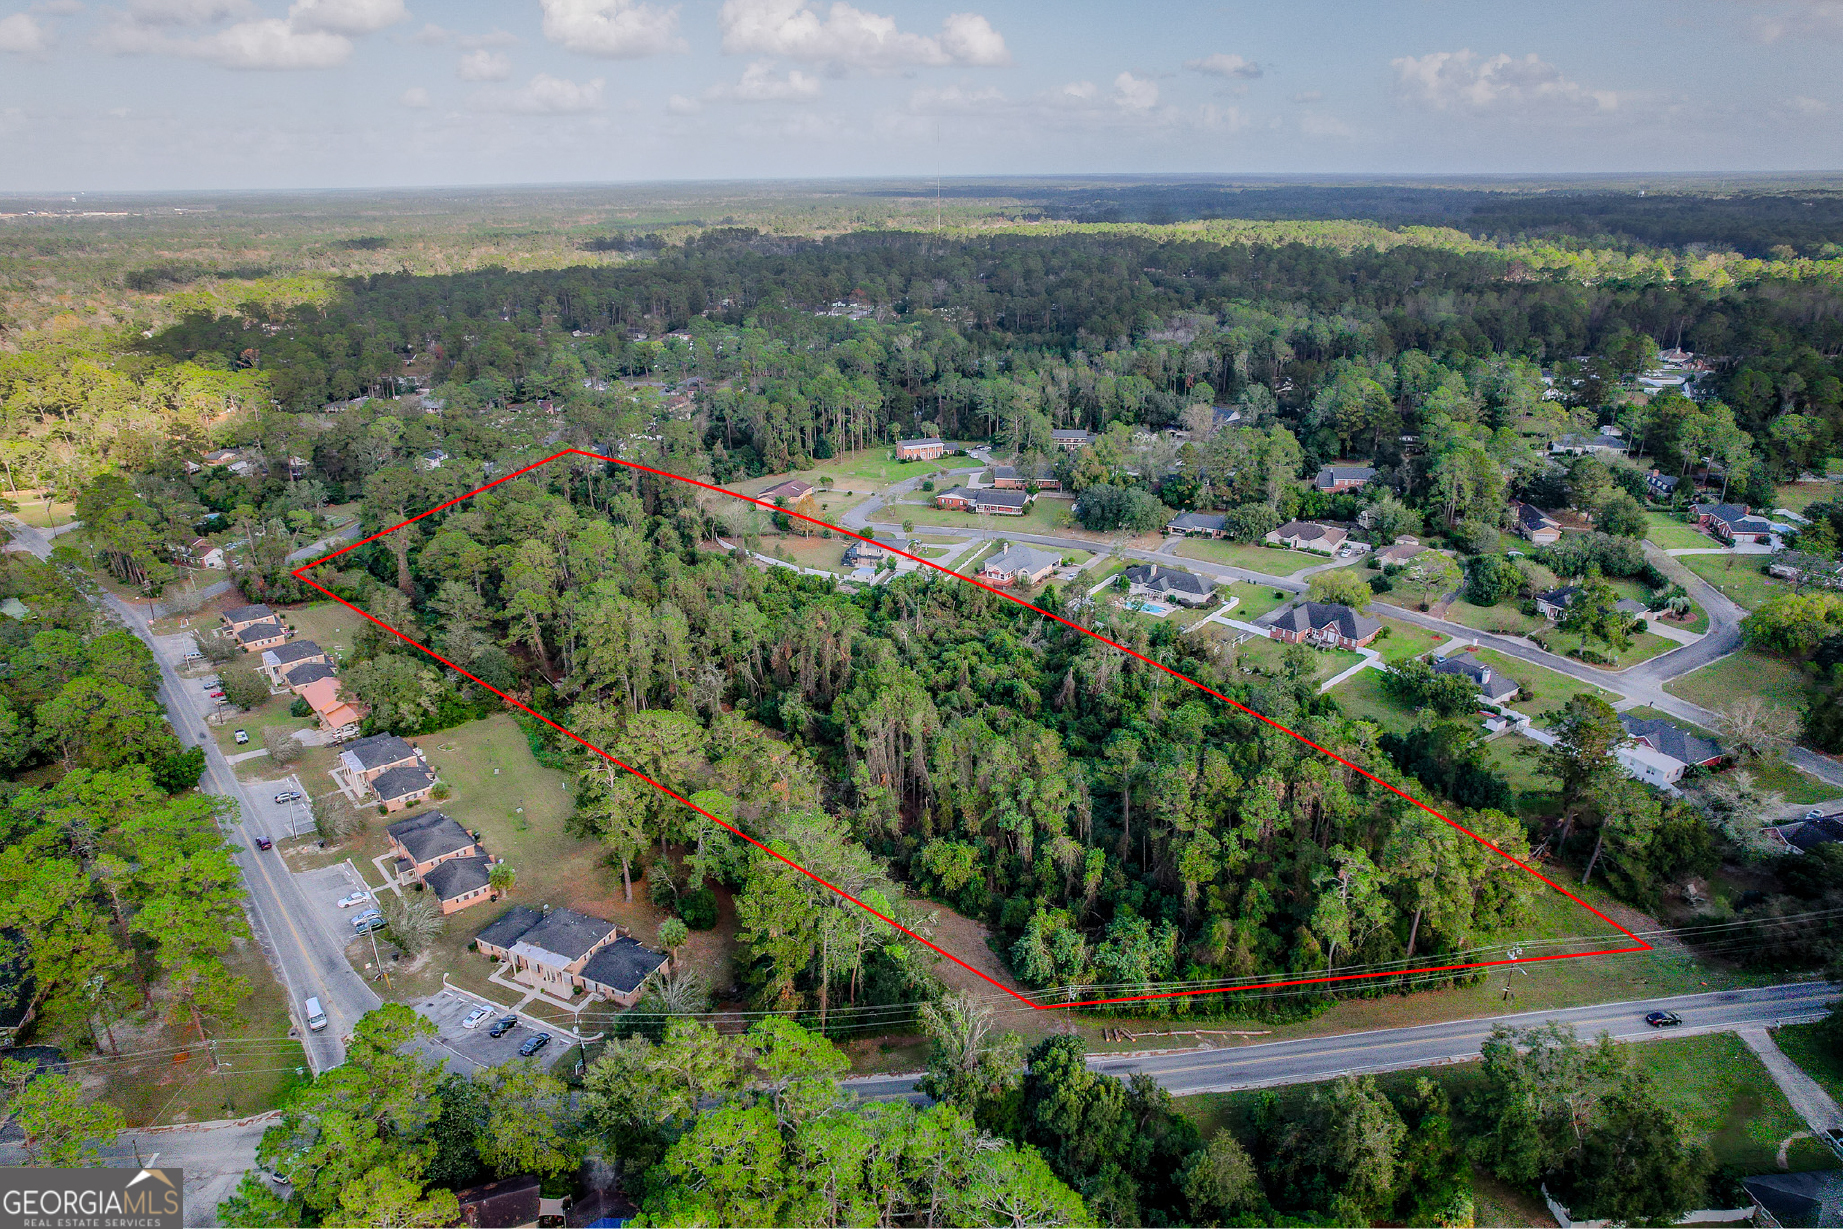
[292,448,1649,1010]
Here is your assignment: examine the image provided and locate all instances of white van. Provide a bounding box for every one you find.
[303,997,327,1032]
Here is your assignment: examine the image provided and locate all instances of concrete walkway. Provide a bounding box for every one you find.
[1739,1027,1842,1136]
[1318,649,1383,694]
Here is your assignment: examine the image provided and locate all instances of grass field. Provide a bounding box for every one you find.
[1482,733,1553,798]
[281,602,362,659]
[1772,1016,1842,1103]
[1633,1032,1837,1173]
[767,533,855,574]
[1327,666,1416,733]
[1644,512,1717,550]
[886,496,1077,535]
[1174,538,1328,575]
[1773,480,1838,516]
[1741,757,1839,805]
[1219,580,1295,622]
[1530,626,1676,670]
[1433,597,1548,637]
[9,490,76,528]
[1677,553,1792,613]
[1372,615,1449,664]
[1666,649,1816,713]
[1465,648,1617,717]
[1234,637,1360,685]
[737,450,952,497]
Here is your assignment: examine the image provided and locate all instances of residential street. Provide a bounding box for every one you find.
[845,980,1841,1102]
[0,1114,275,1227]
[3,516,380,1073]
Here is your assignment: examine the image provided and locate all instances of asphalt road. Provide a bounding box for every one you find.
[846,981,1840,1103]
[3,517,379,1072]
[0,1115,275,1227]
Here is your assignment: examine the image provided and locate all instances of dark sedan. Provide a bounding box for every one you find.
[487,1015,519,1038]
[518,1032,552,1057]
[1644,1010,1682,1027]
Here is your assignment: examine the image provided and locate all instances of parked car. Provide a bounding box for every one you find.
[234,729,249,744]
[210,691,226,700]
[254,836,273,850]
[200,678,220,689]
[487,1015,518,1038]
[351,910,385,933]
[274,791,303,804]
[462,1006,492,1030]
[1643,1010,1682,1028]
[336,890,371,909]
[518,1032,552,1057]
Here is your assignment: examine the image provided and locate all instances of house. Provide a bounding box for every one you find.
[1211,405,1243,429]
[453,1174,542,1229]
[285,661,338,692]
[297,676,365,738]
[1510,501,1562,546]
[580,936,672,1008]
[222,603,277,634]
[1762,812,1843,855]
[476,906,624,997]
[1124,564,1215,608]
[1619,715,1724,770]
[1534,585,1580,619]
[386,810,479,881]
[370,763,439,812]
[758,479,814,504]
[1374,539,1422,565]
[259,639,329,687]
[1693,502,1778,545]
[979,544,1061,587]
[1266,521,1349,553]
[1645,469,1680,500]
[1549,433,1626,457]
[936,488,1029,515]
[1433,654,1520,703]
[1740,1170,1842,1229]
[843,533,910,568]
[1262,602,1382,650]
[990,466,1059,491]
[1050,429,1093,451]
[894,437,945,461]
[1314,466,1376,492]
[422,856,495,914]
[1165,511,1228,538]
[235,621,288,653]
[188,539,226,570]
[337,733,426,791]
[418,448,448,470]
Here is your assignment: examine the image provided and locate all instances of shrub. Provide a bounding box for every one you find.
[289,697,312,718]
[678,886,719,930]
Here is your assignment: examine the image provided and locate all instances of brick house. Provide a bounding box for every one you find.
[991,466,1059,491]
[1263,602,1381,650]
[936,488,1029,515]
[1050,430,1093,451]
[222,604,277,635]
[474,906,653,999]
[284,661,338,692]
[1165,511,1228,538]
[259,640,330,687]
[1266,521,1349,554]
[386,811,479,880]
[894,438,945,461]
[1693,502,1778,545]
[235,621,288,653]
[580,937,672,1008]
[1314,466,1377,492]
[979,544,1061,587]
[1124,564,1214,608]
[758,479,814,504]
[336,734,435,805]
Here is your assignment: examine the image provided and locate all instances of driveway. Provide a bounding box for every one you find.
[412,986,568,1073]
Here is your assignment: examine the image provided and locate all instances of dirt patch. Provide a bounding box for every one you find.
[911,897,1028,1000]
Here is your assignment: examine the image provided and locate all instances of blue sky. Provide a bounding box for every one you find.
[0,0,1838,190]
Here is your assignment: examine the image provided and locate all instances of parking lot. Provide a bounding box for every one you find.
[414,987,569,1072]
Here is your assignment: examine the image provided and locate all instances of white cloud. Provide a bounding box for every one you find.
[0,13,49,54]
[704,59,820,102]
[286,0,406,36]
[904,82,1005,114]
[399,85,429,107]
[537,0,685,58]
[1184,52,1260,79]
[1292,90,1321,103]
[409,23,512,47]
[1392,49,1616,114]
[719,0,1009,70]
[408,20,448,43]
[124,0,250,23]
[1112,70,1156,112]
[456,48,510,80]
[666,92,700,115]
[505,71,604,113]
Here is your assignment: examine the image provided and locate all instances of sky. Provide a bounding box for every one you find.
[0,0,1838,191]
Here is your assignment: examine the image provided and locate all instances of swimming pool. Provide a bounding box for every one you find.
[1129,600,1172,616]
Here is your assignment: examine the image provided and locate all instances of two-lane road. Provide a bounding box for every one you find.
[845,982,1840,1103]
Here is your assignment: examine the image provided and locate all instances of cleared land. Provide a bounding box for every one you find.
[1677,553,1793,613]
[1529,625,1676,670]
[1465,648,1617,717]
[886,497,1076,535]
[283,601,362,658]
[1234,637,1361,686]
[1372,615,1449,664]
[1174,539,1328,575]
[1644,512,1717,550]
[1772,1018,1843,1103]
[1635,1032,1838,1173]
[1666,649,1816,713]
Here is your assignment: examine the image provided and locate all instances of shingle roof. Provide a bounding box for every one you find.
[285,661,338,688]
[1513,501,1558,531]
[372,764,438,803]
[266,639,324,666]
[1433,654,1519,701]
[1788,814,1842,851]
[224,603,274,624]
[235,620,286,644]
[424,855,492,901]
[343,733,417,771]
[475,904,543,950]
[1051,429,1091,440]
[581,936,670,995]
[896,437,944,447]
[984,544,1061,576]
[1315,466,1376,488]
[1619,715,1723,767]
[973,489,1029,509]
[511,907,619,964]
[387,810,473,862]
[1266,602,1381,642]
[1125,564,1213,597]
[1168,511,1227,532]
[1273,520,1345,542]
[1536,585,1580,608]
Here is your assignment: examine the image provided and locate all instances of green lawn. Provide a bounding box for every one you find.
[1173,538,1328,576]
[1529,626,1676,670]
[1666,649,1817,713]
[1219,579,1295,623]
[1773,480,1838,517]
[9,491,77,528]
[1772,1015,1842,1103]
[1466,648,1618,717]
[1739,756,1839,806]
[1632,1033,1837,1173]
[1327,666,1416,734]
[741,450,951,497]
[282,601,361,659]
[1643,512,1716,550]
[766,533,854,574]
[1432,598,1547,637]
[884,496,1076,535]
[1677,553,1793,613]
[1372,615,1449,664]
[1234,637,1361,686]
[1483,734,1554,799]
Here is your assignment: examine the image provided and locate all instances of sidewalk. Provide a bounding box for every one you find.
[1739,1027,1842,1136]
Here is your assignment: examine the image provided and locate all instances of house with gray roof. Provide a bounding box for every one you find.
[1618,715,1724,771]
[422,856,494,914]
[386,810,477,878]
[1433,654,1520,703]
[475,905,544,959]
[1314,465,1376,492]
[1165,511,1228,538]
[1124,564,1215,607]
[260,639,329,686]
[1262,602,1381,649]
[371,764,438,812]
[235,621,288,652]
[979,544,1061,587]
[222,603,276,633]
[580,936,672,1008]
[482,906,625,998]
[284,661,338,691]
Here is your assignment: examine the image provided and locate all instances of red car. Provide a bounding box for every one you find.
[254,836,273,851]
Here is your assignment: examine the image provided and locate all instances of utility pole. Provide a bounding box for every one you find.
[208,1039,234,1115]
[366,921,391,991]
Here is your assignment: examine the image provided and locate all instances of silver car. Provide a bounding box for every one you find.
[462,1006,492,1029]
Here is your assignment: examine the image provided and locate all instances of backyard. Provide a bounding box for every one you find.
[1632,1032,1838,1174]
[1771,1015,1842,1103]
[1232,636,1361,686]
[1327,666,1415,734]
[1529,625,1677,670]
[1644,511,1717,550]
[1464,647,1618,718]
[1173,538,1329,575]
[882,494,1079,536]
[282,601,363,659]
[1677,553,1794,613]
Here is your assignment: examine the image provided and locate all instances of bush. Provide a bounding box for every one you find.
[921,479,935,492]
[219,665,269,710]
[1369,574,1394,593]
[261,725,303,766]
[678,886,719,930]
[289,696,312,718]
